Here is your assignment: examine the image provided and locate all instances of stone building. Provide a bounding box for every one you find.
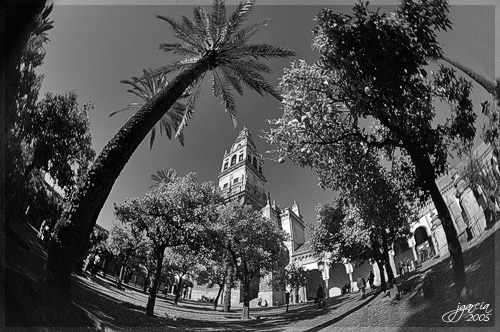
[190,127,308,307]
[290,142,498,299]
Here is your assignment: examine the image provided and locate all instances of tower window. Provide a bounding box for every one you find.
[223,183,228,189]
[253,157,257,168]
[234,177,239,183]
[223,162,228,170]
[259,165,262,173]
[239,153,244,162]
[231,155,236,166]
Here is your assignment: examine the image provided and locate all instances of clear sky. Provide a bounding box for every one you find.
[40,1,497,233]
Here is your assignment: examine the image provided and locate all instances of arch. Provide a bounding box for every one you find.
[253,156,258,168]
[414,226,435,262]
[231,155,236,166]
[414,226,429,247]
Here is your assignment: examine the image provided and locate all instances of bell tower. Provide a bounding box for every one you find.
[218,127,267,210]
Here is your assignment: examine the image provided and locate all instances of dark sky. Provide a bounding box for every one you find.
[40,1,496,232]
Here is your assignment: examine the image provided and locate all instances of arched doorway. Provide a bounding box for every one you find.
[414,226,435,262]
[305,270,323,301]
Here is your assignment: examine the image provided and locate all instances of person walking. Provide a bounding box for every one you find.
[368,271,375,290]
[316,284,324,309]
[357,275,367,298]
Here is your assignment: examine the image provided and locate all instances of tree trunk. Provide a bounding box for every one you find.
[41,59,210,307]
[174,277,183,305]
[381,230,396,285]
[146,250,164,316]
[223,263,233,312]
[370,231,386,291]
[143,270,151,293]
[376,260,386,292]
[407,146,467,300]
[117,255,128,288]
[213,284,224,311]
[241,279,250,320]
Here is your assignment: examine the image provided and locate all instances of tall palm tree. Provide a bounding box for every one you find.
[41,0,295,312]
[149,168,178,189]
[440,56,495,95]
[111,69,186,149]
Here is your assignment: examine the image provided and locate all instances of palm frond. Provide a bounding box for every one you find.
[223,19,270,51]
[175,74,206,138]
[212,69,237,127]
[156,57,202,76]
[149,126,157,150]
[159,42,200,57]
[220,66,244,96]
[226,0,255,39]
[235,43,296,59]
[150,168,178,189]
[226,62,281,100]
[195,6,214,49]
[223,57,272,73]
[156,15,204,51]
[211,0,227,44]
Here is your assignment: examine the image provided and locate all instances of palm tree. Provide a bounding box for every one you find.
[41,0,295,312]
[111,69,186,149]
[149,168,178,189]
[440,56,495,95]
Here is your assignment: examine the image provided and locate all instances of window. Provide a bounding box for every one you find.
[231,155,236,166]
[259,164,262,173]
[239,153,244,162]
[223,162,228,170]
[253,157,257,168]
[234,177,239,183]
[223,183,228,189]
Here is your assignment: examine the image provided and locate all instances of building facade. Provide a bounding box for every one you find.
[191,127,308,307]
[290,142,498,300]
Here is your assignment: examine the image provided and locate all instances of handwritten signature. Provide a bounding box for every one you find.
[442,302,492,323]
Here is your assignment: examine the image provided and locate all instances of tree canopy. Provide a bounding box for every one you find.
[265,0,475,299]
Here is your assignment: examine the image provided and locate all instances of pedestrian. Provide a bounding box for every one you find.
[183,288,188,299]
[368,271,375,290]
[92,253,101,275]
[398,261,403,276]
[316,284,324,309]
[357,275,366,297]
[87,252,95,274]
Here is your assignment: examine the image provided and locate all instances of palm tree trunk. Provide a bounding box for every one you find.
[40,58,210,309]
[146,250,164,316]
[441,56,495,95]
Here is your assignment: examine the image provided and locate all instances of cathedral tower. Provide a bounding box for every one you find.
[218,127,267,210]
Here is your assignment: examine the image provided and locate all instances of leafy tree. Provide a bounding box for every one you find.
[108,223,150,287]
[196,253,231,310]
[18,92,95,194]
[269,263,307,312]
[43,0,294,308]
[163,245,203,305]
[114,173,221,316]
[211,201,288,320]
[265,0,476,299]
[1,1,49,236]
